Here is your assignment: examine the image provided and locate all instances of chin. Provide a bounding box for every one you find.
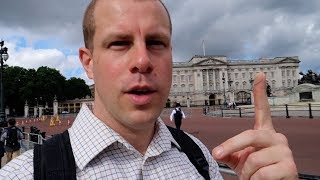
[128,110,159,126]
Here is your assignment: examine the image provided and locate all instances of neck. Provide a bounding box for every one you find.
[92,105,156,155]
[121,124,156,154]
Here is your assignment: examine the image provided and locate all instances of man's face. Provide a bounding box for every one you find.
[85,0,172,131]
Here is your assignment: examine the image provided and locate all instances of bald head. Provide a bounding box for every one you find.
[82,0,172,51]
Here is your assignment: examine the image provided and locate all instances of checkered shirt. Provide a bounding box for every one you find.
[0,104,223,179]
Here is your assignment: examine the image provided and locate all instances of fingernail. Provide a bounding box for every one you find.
[213,146,224,158]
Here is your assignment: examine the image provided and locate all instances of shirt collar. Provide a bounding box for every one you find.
[144,119,181,157]
[68,104,123,170]
[68,104,180,170]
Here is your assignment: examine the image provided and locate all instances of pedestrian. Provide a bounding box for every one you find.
[0,118,23,163]
[0,0,297,179]
[0,128,5,168]
[170,102,186,130]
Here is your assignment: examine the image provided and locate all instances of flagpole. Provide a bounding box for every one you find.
[202,40,206,56]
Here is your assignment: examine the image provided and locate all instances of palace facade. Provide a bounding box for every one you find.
[168,55,300,107]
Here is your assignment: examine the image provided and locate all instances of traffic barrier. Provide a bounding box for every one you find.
[50,119,55,127]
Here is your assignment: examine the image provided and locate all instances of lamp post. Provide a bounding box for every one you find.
[249,77,254,104]
[222,72,227,108]
[0,41,9,125]
[228,79,233,104]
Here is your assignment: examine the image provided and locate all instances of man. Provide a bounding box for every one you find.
[0,0,297,179]
[170,102,186,130]
[0,118,23,163]
[0,127,5,168]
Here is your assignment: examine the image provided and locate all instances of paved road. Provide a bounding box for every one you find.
[162,107,320,179]
[6,108,320,179]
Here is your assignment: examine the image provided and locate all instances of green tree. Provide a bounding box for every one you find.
[64,77,91,100]
[2,66,91,116]
[3,66,30,116]
[34,66,66,105]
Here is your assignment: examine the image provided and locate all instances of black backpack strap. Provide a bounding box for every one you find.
[34,130,76,180]
[167,125,210,180]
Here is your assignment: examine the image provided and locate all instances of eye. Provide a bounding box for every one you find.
[109,41,131,50]
[146,40,166,50]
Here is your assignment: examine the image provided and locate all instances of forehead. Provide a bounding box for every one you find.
[93,0,171,36]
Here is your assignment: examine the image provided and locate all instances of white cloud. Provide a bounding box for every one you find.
[1,0,320,84]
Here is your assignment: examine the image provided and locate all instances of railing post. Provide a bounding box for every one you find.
[285,104,290,118]
[239,108,242,118]
[309,103,313,119]
[27,133,30,150]
[221,106,224,117]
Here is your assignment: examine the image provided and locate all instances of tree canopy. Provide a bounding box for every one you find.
[3,66,91,116]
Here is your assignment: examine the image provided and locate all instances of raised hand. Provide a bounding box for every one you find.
[212,72,298,179]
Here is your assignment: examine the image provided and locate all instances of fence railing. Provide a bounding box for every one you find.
[205,103,320,118]
[217,163,320,179]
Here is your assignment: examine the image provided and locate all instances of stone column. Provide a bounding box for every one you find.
[206,69,210,91]
[250,90,254,104]
[68,104,70,113]
[34,107,38,117]
[53,96,58,116]
[39,106,44,117]
[5,107,9,117]
[24,101,29,118]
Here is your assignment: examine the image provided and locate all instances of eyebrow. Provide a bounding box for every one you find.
[100,31,170,46]
[145,32,170,41]
[101,33,133,46]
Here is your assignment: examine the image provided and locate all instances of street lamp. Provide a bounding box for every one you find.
[0,40,9,125]
[222,72,227,108]
[249,77,254,104]
[228,79,234,105]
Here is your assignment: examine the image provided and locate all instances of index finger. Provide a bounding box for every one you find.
[253,72,274,130]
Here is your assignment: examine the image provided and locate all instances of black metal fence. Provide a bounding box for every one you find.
[206,103,320,118]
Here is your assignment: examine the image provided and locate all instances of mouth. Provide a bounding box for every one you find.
[127,86,156,95]
[126,85,157,105]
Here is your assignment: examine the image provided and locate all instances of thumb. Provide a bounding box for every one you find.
[253,72,274,130]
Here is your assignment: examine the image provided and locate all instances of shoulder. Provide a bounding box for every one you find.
[0,149,34,179]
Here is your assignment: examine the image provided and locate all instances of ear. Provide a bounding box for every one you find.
[79,47,94,79]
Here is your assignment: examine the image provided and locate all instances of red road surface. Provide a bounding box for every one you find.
[16,107,320,179]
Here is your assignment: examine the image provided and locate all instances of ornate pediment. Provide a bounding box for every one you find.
[278,57,300,64]
[194,58,227,66]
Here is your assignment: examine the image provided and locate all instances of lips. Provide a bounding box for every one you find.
[126,85,157,105]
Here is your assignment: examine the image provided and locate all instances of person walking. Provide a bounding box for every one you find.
[0,128,5,168]
[0,119,23,163]
[170,103,186,130]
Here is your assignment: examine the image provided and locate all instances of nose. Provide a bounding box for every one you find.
[129,44,154,74]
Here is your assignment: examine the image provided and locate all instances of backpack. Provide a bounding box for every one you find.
[34,126,210,180]
[5,127,20,150]
[174,108,183,120]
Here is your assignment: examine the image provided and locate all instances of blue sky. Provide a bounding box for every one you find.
[1,0,320,85]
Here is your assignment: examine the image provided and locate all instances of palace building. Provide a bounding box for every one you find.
[168,55,300,107]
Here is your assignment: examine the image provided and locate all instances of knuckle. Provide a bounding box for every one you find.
[275,133,288,145]
[244,129,255,138]
[253,168,272,180]
[284,160,298,174]
[246,153,262,168]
